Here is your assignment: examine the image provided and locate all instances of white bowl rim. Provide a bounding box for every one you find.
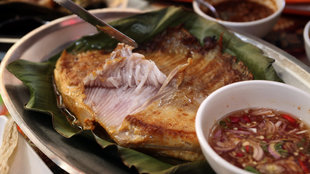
[304,21,310,50]
[195,80,310,174]
[193,0,285,27]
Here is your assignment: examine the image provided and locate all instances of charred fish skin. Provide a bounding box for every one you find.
[54,27,253,161]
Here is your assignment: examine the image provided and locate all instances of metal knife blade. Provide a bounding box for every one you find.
[53,0,138,48]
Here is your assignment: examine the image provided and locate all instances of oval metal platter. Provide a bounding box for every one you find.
[1,8,310,174]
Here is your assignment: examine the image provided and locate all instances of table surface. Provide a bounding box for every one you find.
[0,0,310,173]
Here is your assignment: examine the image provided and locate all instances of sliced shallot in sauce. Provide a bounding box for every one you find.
[208,108,310,174]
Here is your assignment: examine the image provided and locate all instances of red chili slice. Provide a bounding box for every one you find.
[242,115,251,123]
[236,152,244,157]
[245,145,251,153]
[229,116,240,123]
[298,159,310,173]
[281,114,296,124]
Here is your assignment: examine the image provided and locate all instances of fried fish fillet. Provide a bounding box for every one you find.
[54,28,253,161]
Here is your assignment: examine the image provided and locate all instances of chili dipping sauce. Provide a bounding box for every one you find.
[201,0,275,22]
[209,108,310,174]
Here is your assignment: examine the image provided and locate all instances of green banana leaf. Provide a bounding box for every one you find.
[7,6,281,174]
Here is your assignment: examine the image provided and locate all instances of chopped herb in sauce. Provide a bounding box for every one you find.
[245,166,260,174]
[274,142,288,157]
[219,120,227,128]
[260,142,268,152]
[209,108,310,174]
[297,138,306,148]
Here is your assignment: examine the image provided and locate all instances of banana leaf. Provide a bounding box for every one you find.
[7,6,281,174]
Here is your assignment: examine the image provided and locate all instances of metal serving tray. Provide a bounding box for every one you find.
[1,8,310,174]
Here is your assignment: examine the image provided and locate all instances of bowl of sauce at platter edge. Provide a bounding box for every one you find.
[195,80,310,174]
[193,0,285,37]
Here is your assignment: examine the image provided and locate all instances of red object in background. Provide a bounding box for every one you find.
[170,0,192,2]
[284,0,310,16]
[167,0,310,2]
[0,95,9,116]
[286,0,310,3]
[16,124,25,137]
[284,2,310,16]
[0,104,8,116]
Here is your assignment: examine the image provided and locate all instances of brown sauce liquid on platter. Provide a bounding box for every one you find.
[201,0,275,22]
[53,78,82,130]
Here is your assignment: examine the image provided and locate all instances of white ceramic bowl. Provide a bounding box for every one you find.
[304,21,310,61]
[195,80,310,174]
[193,0,285,37]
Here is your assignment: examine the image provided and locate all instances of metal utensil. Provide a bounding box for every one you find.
[53,0,138,48]
[195,0,220,19]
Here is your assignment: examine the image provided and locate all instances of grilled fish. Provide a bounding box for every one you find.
[54,28,253,161]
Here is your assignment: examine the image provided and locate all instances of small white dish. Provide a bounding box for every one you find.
[304,21,310,61]
[195,80,310,174]
[193,0,285,37]
[0,116,52,174]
